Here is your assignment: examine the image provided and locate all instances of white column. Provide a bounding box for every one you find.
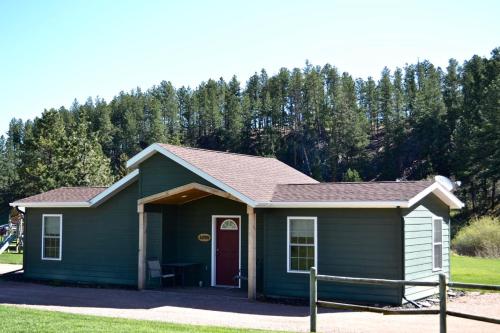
[247,206,257,300]
[137,204,147,290]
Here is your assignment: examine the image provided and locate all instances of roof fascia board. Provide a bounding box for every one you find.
[138,182,243,205]
[126,144,257,207]
[255,201,409,208]
[89,169,139,207]
[126,145,158,169]
[407,182,464,209]
[9,202,91,208]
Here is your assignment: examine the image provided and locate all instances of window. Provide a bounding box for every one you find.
[220,219,238,230]
[287,217,317,273]
[42,214,62,260]
[432,218,443,270]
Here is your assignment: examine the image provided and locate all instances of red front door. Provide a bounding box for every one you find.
[216,217,240,286]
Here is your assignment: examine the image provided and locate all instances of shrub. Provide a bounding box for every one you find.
[343,168,362,182]
[452,216,500,258]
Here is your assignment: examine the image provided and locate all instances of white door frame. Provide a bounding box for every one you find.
[211,215,241,288]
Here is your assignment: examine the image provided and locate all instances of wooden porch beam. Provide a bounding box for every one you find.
[138,182,242,205]
[247,206,256,300]
[137,204,147,290]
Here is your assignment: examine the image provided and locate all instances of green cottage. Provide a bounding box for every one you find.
[10,143,464,305]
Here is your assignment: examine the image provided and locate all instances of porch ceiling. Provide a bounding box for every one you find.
[138,182,242,206]
[146,188,211,205]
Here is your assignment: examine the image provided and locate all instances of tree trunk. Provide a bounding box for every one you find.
[492,179,497,211]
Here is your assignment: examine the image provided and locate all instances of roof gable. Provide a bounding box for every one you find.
[126,143,318,205]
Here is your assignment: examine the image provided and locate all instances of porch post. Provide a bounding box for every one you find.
[138,204,147,290]
[247,206,257,300]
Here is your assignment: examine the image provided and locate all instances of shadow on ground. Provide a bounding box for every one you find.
[0,277,319,317]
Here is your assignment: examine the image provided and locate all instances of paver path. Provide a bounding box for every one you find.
[0,279,498,332]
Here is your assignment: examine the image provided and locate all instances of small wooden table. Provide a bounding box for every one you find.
[162,262,201,287]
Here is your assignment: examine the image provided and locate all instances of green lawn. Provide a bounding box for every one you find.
[0,252,23,264]
[0,305,280,333]
[451,254,500,285]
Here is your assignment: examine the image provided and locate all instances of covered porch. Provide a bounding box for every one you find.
[136,182,258,299]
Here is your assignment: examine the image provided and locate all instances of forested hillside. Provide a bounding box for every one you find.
[1,48,498,219]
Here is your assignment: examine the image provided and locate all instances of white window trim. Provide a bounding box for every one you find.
[41,214,62,261]
[287,216,318,274]
[432,217,443,272]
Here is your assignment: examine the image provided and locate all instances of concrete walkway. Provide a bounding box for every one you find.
[0,278,498,332]
[0,263,22,275]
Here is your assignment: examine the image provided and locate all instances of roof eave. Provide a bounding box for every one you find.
[9,202,91,208]
[255,201,409,208]
[257,183,465,209]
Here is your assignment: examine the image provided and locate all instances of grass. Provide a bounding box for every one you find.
[0,305,280,333]
[0,252,23,264]
[451,253,500,285]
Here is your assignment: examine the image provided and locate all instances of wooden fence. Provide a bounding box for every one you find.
[309,267,500,333]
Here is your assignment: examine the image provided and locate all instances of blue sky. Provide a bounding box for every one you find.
[0,0,498,136]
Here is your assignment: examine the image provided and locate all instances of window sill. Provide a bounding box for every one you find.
[41,258,62,261]
[287,270,313,274]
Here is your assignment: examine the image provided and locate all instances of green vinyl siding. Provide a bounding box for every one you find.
[260,208,403,305]
[403,193,450,301]
[138,153,214,197]
[23,181,139,286]
[158,195,260,289]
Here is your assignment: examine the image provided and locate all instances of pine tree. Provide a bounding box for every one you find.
[329,73,368,180]
[153,81,180,143]
[412,61,447,176]
[143,95,167,144]
[92,97,115,164]
[223,76,243,151]
[0,120,23,206]
[363,77,378,136]
[61,110,114,186]
[20,109,67,195]
[177,86,196,146]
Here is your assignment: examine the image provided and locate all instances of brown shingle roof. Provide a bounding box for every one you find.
[13,144,445,207]
[272,181,434,202]
[157,144,319,202]
[14,187,107,204]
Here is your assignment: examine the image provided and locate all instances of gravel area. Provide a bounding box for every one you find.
[0,277,498,333]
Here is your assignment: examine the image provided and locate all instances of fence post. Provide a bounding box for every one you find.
[310,266,317,332]
[439,273,447,333]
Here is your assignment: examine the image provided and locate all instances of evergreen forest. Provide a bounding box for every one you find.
[1,48,498,223]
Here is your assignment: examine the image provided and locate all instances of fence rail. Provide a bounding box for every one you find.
[309,267,500,332]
